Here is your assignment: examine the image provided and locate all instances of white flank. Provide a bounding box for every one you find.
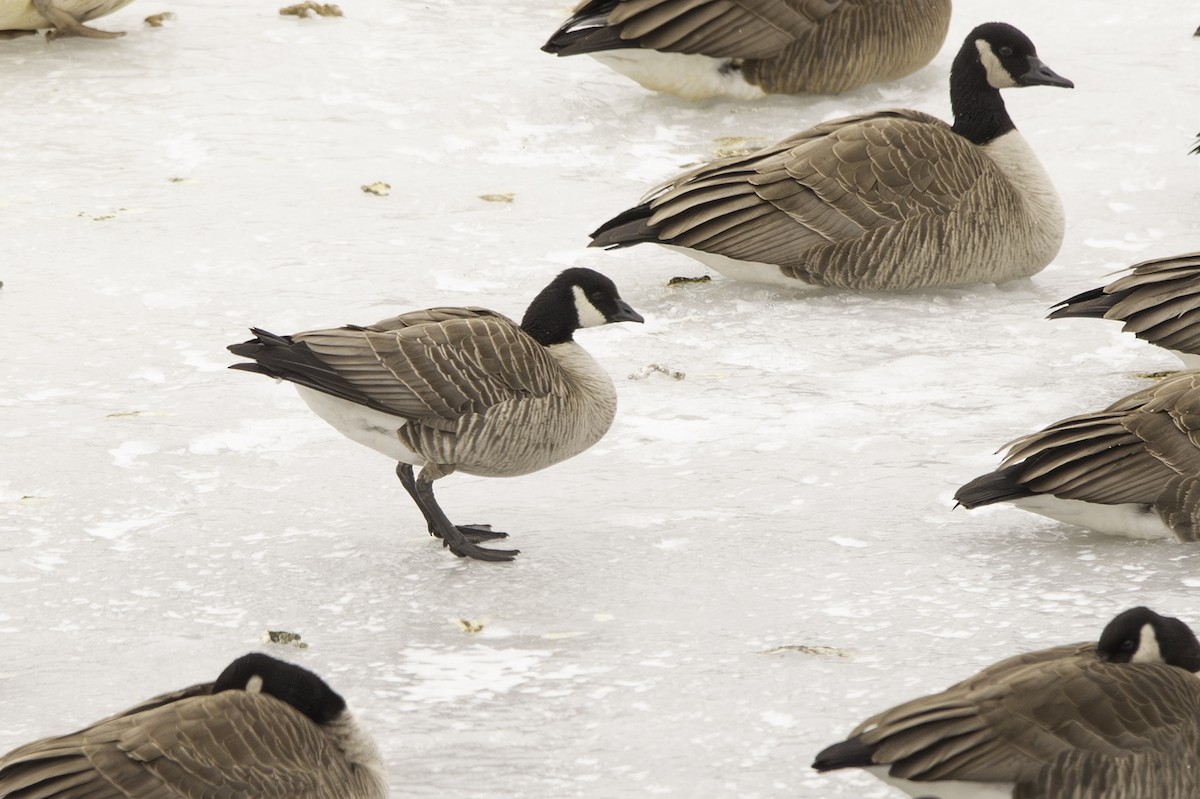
[662,245,824,290]
[1010,495,1174,540]
[867,766,1015,799]
[293,386,424,465]
[981,130,1065,266]
[589,50,765,102]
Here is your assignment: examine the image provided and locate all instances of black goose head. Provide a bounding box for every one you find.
[214,653,348,725]
[1097,607,1200,671]
[964,22,1074,90]
[949,22,1072,145]
[521,267,644,346]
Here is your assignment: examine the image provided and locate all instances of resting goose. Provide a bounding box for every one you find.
[541,0,952,101]
[228,268,644,562]
[0,653,389,799]
[812,607,1200,799]
[590,22,1073,291]
[954,370,1200,541]
[0,0,134,39]
[1049,252,1200,368]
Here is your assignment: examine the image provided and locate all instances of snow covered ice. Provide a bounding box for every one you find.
[1,1,1200,797]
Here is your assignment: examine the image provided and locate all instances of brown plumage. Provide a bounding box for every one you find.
[590,22,1073,291]
[955,370,1200,542]
[0,653,389,799]
[1050,252,1200,369]
[813,608,1200,798]
[228,268,644,562]
[542,0,952,100]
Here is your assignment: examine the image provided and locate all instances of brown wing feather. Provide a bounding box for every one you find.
[3,692,361,799]
[643,111,996,281]
[608,0,842,59]
[855,650,1200,784]
[983,373,1200,511]
[295,308,563,429]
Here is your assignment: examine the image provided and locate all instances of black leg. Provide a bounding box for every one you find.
[395,464,518,561]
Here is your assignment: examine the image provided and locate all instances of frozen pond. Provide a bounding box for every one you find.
[2,0,1200,796]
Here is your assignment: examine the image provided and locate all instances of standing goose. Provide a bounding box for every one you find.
[540,0,952,101]
[590,22,1073,291]
[228,268,644,562]
[0,0,135,39]
[812,608,1200,798]
[954,370,1200,542]
[1049,252,1200,368]
[0,653,389,799]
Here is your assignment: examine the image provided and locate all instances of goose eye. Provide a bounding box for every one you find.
[1120,639,1136,651]
[997,45,1013,57]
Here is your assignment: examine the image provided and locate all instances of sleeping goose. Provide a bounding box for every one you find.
[812,607,1200,799]
[228,268,644,562]
[1049,252,1200,368]
[590,22,1073,291]
[954,370,1200,542]
[0,653,389,799]
[0,0,135,39]
[540,0,952,101]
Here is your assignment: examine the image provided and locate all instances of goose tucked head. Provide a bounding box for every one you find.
[520,267,644,346]
[214,653,348,724]
[1097,607,1200,672]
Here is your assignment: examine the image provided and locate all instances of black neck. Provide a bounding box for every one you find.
[949,42,1016,146]
[520,289,576,346]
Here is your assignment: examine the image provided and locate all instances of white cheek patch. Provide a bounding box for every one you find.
[572,285,609,328]
[975,40,1017,88]
[1132,623,1162,664]
[245,675,265,693]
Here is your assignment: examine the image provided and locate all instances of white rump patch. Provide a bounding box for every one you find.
[245,675,264,693]
[662,245,824,290]
[293,386,425,465]
[589,49,764,101]
[866,766,1015,799]
[1010,495,1174,540]
[975,40,1017,88]
[572,285,609,328]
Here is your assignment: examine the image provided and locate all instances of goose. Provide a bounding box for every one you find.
[0,653,389,799]
[540,0,952,101]
[0,0,135,39]
[1049,252,1200,369]
[228,268,644,562]
[954,370,1200,542]
[812,607,1200,799]
[589,22,1073,292]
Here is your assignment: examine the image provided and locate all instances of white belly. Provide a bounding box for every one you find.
[866,766,1015,799]
[1011,495,1175,541]
[294,386,424,465]
[589,50,765,102]
[663,245,822,290]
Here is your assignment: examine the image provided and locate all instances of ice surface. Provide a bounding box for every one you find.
[1,1,1199,797]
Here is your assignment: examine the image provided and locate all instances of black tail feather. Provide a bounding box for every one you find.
[811,735,877,772]
[589,202,661,249]
[226,328,383,412]
[954,463,1034,509]
[1047,286,1116,320]
[542,1,631,56]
